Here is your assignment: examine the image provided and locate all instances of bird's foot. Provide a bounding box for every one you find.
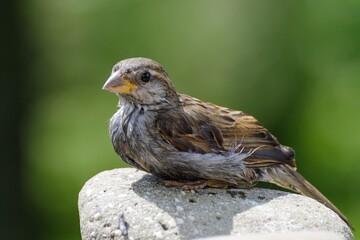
[160,179,229,190]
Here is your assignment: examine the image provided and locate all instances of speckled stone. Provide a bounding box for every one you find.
[78,168,353,240]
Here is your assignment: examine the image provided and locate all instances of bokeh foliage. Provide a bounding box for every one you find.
[16,0,360,239]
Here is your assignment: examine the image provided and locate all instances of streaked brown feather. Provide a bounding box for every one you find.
[166,94,297,169]
[156,105,225,154]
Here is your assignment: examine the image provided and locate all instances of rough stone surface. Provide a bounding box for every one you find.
[198,232,346,240]
[78,168,353,240]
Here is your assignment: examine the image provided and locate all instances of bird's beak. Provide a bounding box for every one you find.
[102,71,138,94]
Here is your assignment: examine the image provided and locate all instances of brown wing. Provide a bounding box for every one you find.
[156,102,226,154]
[157,94,296,169]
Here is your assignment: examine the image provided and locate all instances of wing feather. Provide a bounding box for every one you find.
[156,94,296,169]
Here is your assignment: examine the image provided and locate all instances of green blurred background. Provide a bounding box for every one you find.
[2,0,360,239]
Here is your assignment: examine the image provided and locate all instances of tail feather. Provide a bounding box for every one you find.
[260,164,352,229]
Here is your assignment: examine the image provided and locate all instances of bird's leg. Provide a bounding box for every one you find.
[233,179,254,189]
[161,179,207,190]
[161,179,230,190]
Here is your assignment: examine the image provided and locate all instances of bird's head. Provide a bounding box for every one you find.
[103,58,178,107]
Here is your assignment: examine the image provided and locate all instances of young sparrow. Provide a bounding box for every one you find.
[103,57,350,227]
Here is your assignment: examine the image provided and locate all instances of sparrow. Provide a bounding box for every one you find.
[103,57,350,227]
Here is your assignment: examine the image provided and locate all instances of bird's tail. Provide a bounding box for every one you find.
[260,164,352,229]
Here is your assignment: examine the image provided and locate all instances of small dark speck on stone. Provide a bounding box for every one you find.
[257,196,265,200]
[207,192,217,196]
[189,199,196,203]
[216,216,221,220]
[226,190,246,199]
[159,222,168,231]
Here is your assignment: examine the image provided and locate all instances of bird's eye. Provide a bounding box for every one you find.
[113,65,120,72]
[141,72,151,82]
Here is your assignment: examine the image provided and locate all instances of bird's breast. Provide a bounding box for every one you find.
[110,104,163,173]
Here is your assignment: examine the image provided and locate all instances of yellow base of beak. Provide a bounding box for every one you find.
[111,80,138,94]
